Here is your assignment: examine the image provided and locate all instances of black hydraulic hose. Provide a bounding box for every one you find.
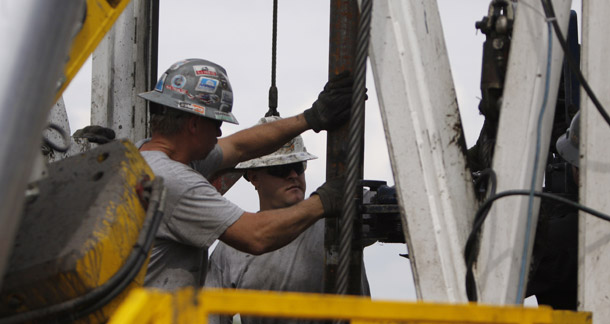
[541,0,610,128]
[479,190,610,225]
[464,174,610,302]
[0,178,166,324]
[62,179,166,323]
[336,0,372,296]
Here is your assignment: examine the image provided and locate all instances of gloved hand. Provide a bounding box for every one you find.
[73,125,116,144]
[304,71,354,132]
[311,176,345,217]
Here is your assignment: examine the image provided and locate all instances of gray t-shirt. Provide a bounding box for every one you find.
[140,144,244,290]
[205,219,370,324]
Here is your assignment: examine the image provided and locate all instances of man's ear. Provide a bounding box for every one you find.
[187,116,199,134]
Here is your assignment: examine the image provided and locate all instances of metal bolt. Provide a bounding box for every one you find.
[493,38,505,50]
[496,16,509,34]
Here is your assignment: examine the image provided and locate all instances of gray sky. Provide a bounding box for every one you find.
[63,0,582,302]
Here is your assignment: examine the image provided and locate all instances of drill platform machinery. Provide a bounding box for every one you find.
[0,0,606,323]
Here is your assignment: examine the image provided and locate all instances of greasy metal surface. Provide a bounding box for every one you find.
[325,0,361,296]
[336,0,370,296]
[0,140,154,322]
[361,183,403,244]
[361,209,404,244]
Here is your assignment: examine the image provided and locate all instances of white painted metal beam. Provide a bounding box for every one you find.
[92,0,154,143]
[0,0,86,288]
[476,0,572,305]
[368,0,476,302]
[579,1,610,319]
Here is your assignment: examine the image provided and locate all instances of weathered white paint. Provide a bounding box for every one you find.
[477,0,572,305]
[92,0,153,143]
[579,0,610,319]
[368,0,476,302]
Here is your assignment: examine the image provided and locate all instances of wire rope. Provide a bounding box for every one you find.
[336,0,372,296]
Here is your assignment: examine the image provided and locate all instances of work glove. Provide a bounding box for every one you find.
[304,71,354,132]
[311,176,345,217]
[73,125,116,144]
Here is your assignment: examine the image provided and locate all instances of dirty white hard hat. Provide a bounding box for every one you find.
[235,116,317,169]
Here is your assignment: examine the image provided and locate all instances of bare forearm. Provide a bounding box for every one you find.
[220,195,324,255]
[218,114,310,168]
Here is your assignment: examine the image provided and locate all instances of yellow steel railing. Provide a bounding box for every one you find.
[109,288,592,324]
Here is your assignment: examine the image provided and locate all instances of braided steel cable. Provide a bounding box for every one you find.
[336,0,372,296]
[266,0,279,117]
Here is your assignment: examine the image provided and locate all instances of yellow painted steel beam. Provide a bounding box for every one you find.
[55,0,132,101]
[551,311,593,324]
[0,140,156,323]
[109,288,592,324]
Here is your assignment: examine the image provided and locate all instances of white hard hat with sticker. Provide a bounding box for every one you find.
[235,116,317,169]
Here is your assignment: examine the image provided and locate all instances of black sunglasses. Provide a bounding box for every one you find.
[265,162,306,178]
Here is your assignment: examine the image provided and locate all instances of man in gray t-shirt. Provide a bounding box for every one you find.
[205,117,370,324]
[137,58,354,290]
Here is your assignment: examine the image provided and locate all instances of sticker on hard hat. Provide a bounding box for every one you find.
[178,101,206,115]
[196,77,219,93]
[154,73,167,92]
[219,104,232,112]
[171,75,187,89]
[169,60,189,70]
[193,65,218,77]
[196,94,219,105]
[215,111,233,121]
[221,90,233,104]
[165,84,188,94]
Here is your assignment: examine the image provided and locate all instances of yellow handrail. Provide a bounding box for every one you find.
[109,288,592,324]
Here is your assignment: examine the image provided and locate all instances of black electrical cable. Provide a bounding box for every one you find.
[62,182,166,323]
[43,123,71,153]
[480,190,610,223]
[541,0,610,128]
[464,174,610,302]
[266,0,279,117]
[335,0,372,297]
[0,178,166,324]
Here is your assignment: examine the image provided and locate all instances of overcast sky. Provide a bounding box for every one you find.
[63,0,582,302]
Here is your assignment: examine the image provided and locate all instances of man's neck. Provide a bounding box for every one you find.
[259,199,294,211]
[140,136,191,165]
